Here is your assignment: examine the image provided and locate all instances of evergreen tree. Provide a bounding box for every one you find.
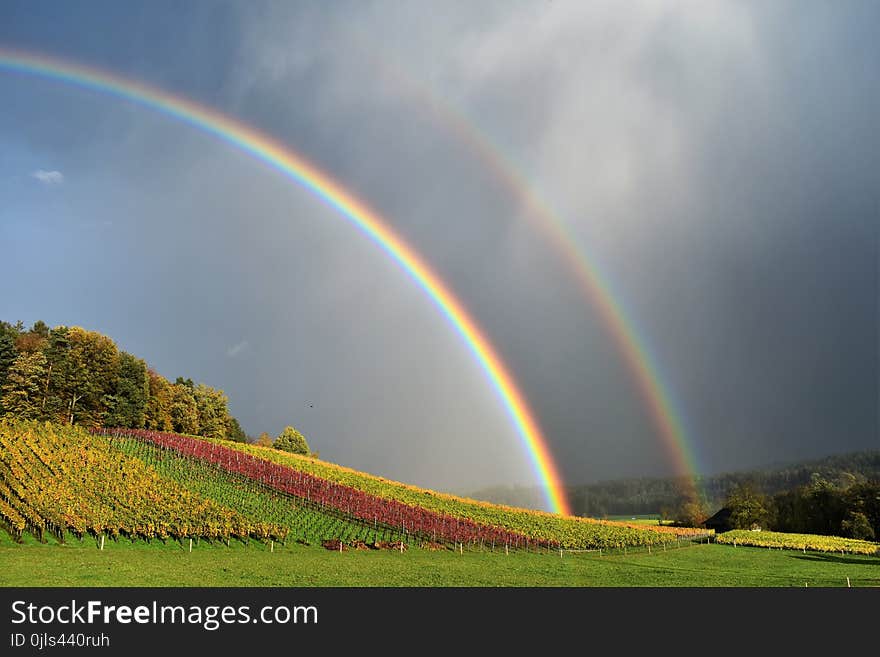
[0,321,21,341]
[225,415,247,442]
[30,320,49,338]
[104,352,149,428]
[175,376,195,390]
[0,333,18,413]
[41,326,70,422]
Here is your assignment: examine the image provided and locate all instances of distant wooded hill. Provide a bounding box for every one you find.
[468,450,880,517]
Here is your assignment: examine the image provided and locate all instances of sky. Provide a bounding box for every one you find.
[0,1,877,505]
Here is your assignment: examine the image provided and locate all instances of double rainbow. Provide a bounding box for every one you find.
[0,48,572,515]
[358,43,701,497]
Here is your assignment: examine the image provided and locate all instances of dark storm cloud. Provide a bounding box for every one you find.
[2,1,877,505]
[227,0,878,481]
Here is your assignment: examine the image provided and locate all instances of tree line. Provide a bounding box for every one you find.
[467,449,880,537]
[0,320,310,455]
[564,450,880,521]
[722,475,880,540]
[0,320,245,440]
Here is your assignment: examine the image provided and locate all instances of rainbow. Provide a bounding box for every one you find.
[357,42,701,496]
[0,48,572,515]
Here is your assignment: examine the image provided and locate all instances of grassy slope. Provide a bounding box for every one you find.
[1,532,877,587]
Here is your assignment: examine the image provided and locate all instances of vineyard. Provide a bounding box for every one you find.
[0,420,708,551]
[102,428,568,550]
[112,434,412,547]
[0,420,286,543]
[192,433,708,548]
[715,529,880,555]
[98,427,703,550]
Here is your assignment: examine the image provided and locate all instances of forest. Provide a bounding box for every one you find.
[0,319,247,442]
[470,450,880,539]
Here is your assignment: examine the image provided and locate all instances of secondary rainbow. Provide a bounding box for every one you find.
[0,48,572,515]
[359,45,701,496]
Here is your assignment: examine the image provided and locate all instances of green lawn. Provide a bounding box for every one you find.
[1,532,877,587]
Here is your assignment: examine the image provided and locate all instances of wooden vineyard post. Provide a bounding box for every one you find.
[189,538,193,553]
[100,535,104,551]
[459,542,463,555]
[847,577,851,588]
[648,545,651,555]
[271,541,274,553]
[505,544,509,556]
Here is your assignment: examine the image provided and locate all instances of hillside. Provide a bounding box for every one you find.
[195,432,716,547]
[0,420,285,543]
[1,420,708,551]
[2,421,877,592]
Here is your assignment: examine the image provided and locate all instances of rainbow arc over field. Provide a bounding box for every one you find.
[442,115,703,494]
[359,46,701,497]
[0,48,572,515]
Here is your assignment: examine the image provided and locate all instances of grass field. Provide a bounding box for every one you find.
[1,531,877,587]
[3,423,877,587]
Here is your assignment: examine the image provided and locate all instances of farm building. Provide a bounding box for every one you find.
[702,507,733,533]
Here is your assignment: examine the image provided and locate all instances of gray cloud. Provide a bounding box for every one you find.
[227,0,879,484]
[3,1,877,506]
